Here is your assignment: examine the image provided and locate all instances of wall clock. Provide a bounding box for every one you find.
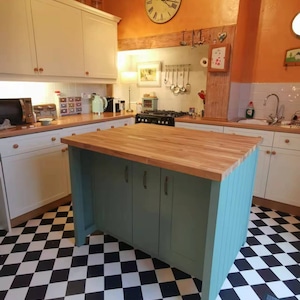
[145,0,181,24]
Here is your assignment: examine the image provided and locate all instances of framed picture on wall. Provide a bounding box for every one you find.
[208,44,231,72]
[137,61,161,87]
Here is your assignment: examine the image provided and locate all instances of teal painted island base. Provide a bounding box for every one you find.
[67,146,258,300]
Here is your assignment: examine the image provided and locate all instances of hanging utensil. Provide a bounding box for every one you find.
[185,65,191,93]
[191,30,196,48]
[173,67,180,94]
[180,66,186,94]
[180,31,187,46]
[164,66,168,85]
[198,29,205,45]
[170,67,175,91]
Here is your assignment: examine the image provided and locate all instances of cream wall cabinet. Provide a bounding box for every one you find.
[82,11,118,79]
[0,0,119,80]
[30,0,85,77]
[0,0,36,75]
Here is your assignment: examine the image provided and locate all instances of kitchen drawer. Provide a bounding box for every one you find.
[0,130,61,157]
[273,132,300,151]
[223,127,274,147]
[175,122,223,133]
[61,123,105,137]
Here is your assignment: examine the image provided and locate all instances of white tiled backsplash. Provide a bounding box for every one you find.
[229,82,300,121]
[0,81,107,114]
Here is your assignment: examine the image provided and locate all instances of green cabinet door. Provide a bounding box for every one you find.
[132,162,160,256]
[94,154,133,243]
[159,169,212,279]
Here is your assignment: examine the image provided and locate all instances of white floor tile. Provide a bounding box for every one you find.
[141,283,163,300]
[235,285,261,300]
[104,262,121,276]
[45,281,68,299]
[155,268,175,283]
[121,272,141,288]
[104,288,124,300]
[30,270,52,286]
[68,266,88,281]
[176,278,199,295]
[136,258,154,272]
[239,270,264,285]
[85,276,104,293]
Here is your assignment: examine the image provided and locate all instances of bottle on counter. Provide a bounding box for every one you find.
[245,101,255,119]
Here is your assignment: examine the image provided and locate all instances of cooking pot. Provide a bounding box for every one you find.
[91,94,108,114]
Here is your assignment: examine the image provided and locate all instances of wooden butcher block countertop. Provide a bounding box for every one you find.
[61,123,262,182]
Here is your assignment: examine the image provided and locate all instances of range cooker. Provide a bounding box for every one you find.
[135,110,188,126]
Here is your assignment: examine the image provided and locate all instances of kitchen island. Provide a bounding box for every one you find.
[61,124,261,300]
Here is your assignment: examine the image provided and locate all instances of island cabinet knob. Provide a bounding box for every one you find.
[266,150,271,154]
[271,151,276,155]
[61,147,68,152]
[39,67,44,72]
[72,133,76,136]
[164,176,169,195]
[33,67,39,72]
[51,137,56,142]
[143,171,147,189]
[124,123,128,126]
[85,71,89,76]
[111,125,115,129]
[13,144,19,149]
[124,166,129,183]
[96,128,101,131]
[285,139,290,143]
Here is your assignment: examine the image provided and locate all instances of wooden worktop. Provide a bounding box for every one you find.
[61,123,262,181]
[0,112,134,138]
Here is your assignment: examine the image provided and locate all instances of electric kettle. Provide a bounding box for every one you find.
[91,94,108,115]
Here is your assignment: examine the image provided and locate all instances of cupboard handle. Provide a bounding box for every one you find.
[164,176,168,196]
[85,71,89,76]
[111,126,115,129]
[285,139,290,143]
[39,67,44,72]
[271,151,276,155]
[97,128,101,131]
[143,171,147,189]
[72,133,76,136]
[124,166,129,183]
[33,67,38,72]
[61,147,68,152]
[13,144,19,149]
[51,137,56,141]
[266,150,271,154]
[124,123,128,126]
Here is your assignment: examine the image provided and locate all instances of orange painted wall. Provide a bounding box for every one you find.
[102,0,239,39]
[102,0,300,83]
[251,0,300,82]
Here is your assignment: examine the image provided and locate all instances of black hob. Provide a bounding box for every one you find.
[135,110,188,126]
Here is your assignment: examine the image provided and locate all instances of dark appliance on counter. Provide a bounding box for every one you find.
[0,98,35,125]
[33,103,58,121]
[135,110,188,126]
[105,97,120,113]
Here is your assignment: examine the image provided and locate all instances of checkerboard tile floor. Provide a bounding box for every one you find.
[0,203,299,300]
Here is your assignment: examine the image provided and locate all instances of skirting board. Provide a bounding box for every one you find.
[253,196,300,217]
[10,195,72,228]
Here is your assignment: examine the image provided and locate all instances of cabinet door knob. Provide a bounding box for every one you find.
[13,144,19,149]
[266,150,271,154]
[39,67,44,72]
[143,171,147,189]
[285,139,290,143]
[34,67,38,72]
[271,151,276,155]
[97,128,101,131]
[111,126,114,129]
[62,148,66,152]
[72,133,76,136]
[85,71,89,76]
[51,137,56,141]
[124,123,127,126]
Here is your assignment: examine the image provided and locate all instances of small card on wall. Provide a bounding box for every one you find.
[208,44,231,72]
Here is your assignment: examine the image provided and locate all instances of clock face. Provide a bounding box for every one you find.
[145,0,181,24]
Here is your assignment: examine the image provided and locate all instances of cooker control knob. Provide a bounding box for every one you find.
[158,120,161,124]
[166,120,169,125]
[161,121,164,124]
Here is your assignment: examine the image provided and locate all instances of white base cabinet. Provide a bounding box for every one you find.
[2,145,69,218]
[0,131,69,219]
[175,122,224,133]
[224,127,300,207]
